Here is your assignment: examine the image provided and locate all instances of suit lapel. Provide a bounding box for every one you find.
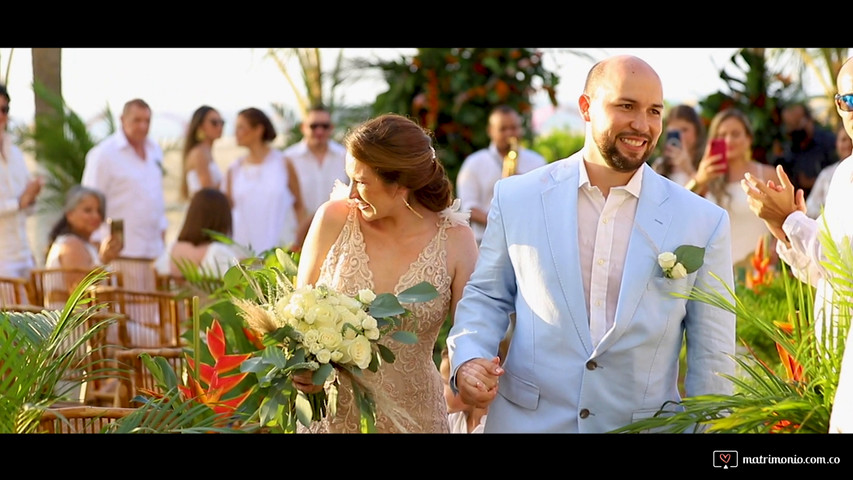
[542,154,594,353]
[597,166,673,352]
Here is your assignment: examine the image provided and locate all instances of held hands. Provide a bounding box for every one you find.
[740,165,806,244]
[292,369,325,394]
[456,356,504,409]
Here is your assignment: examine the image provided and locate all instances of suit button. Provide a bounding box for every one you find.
[580,409,590,419]
[586,360,597,370]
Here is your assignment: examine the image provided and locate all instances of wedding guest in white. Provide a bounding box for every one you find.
[0,83,42,279]
[181,105,225,200]
[81,98,168,259]
[456,105,546,245]
[448,55,736,433]
[282,104,347,249]
[741,56,853,433]
[225,107,307,254]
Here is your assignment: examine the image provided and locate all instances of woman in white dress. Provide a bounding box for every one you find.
[225,107,307,254]
[181,105,225,200]
[155,188,243,279]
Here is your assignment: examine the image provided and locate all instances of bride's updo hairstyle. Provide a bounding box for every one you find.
[344,113,453,212]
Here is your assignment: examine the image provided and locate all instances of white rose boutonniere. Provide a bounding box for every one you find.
[658,245,705,279]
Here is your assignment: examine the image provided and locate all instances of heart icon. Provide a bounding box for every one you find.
[719,454,731,464]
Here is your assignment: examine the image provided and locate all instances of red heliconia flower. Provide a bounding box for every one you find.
[180,319,254,417]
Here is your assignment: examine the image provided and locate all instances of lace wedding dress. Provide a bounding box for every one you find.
[304,202,467,433]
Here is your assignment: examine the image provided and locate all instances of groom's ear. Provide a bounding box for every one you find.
[578,94,592,122]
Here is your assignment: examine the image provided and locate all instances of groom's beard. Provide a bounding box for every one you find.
[596,133,654,173]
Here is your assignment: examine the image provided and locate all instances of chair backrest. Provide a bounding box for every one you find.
[29,267,122,310]
[38,406,136,433]
[92,286,192,348]
[108,257,157,292]
[0,275,30,307]
[114,347,187,408]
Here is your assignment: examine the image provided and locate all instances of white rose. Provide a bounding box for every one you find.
[358,289,376,304]
[305,303,338,327]
[670,262,688,279]
[315,349,332,364]
[364,328,380,340]
[303,329,320,345]
[284,303,305,320]
[658,251,677,269]
[317,326,343,350]
[339,295,362,311]
[337,339,353,364]
[361,315,378,330]
[330,350,344,362]
[347,335,374,370]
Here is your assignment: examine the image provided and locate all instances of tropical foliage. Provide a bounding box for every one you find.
[367,48,560,184]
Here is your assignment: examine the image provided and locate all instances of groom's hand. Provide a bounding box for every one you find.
[456,357,504,409]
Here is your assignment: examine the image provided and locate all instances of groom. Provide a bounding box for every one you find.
[447,55,736,433]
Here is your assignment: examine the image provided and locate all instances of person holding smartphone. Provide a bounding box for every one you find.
[651,104,706,186]
[686,108,778,267]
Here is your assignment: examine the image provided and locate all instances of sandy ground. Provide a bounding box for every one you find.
[24,135,251,267]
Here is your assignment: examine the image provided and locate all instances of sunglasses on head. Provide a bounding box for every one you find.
[309,123,331,131]
[0,106,9,114]
[836,93,853,112]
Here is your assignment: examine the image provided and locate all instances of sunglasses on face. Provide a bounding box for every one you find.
[835,93,853,112]
[0,106,9,114]
[208,119,225,127]
[309,123,331,131]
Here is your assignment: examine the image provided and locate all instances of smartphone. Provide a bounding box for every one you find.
[108,218,125,250]
[666,130,682,148]
[710,138,727,171]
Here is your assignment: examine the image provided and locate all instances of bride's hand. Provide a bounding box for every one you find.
[292,369,325,394]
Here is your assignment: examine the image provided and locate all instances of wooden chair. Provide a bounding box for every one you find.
[0,275,30,307]
[92,285,192,348]
[107,256,157,292]
[28,266,122,310]
[38,405,136,433]
[114,347,187,408]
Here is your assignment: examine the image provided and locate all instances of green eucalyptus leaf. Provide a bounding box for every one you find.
[391,330,418,345]
[313,363,333,385]
[674,245,705,273]
[378,343,396,363]
[396,281,439,304]
[294,391,314,427]
[369,293,406,318]
[262,344,288,369]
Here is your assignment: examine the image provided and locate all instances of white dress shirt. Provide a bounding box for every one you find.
[456,143,547,243]
[0,135,36,277]
[282,139,348,215]
[776,154,853,433]
[81,131,167,259]
[578,161,642,347]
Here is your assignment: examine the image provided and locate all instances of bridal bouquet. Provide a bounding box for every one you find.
[233,250,437,432]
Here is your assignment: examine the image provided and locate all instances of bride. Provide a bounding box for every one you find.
[292,113,478,433]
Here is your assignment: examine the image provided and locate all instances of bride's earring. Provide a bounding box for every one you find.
[404,197,424,219]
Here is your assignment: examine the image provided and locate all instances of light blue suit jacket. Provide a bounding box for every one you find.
[447,152,736,433]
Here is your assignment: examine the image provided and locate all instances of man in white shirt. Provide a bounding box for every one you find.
[741,56,853,433]
[0,84,41,278]
[282,104,347,249]
[82,98,167,259]
[456,105,547,244]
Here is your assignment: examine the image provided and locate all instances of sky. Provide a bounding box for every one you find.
[1,47,758,142]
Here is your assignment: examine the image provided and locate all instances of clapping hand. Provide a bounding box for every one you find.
[740,164,806,244]
[456,356,504,409]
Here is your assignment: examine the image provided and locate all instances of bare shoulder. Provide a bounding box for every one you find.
[444,222,478,261]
